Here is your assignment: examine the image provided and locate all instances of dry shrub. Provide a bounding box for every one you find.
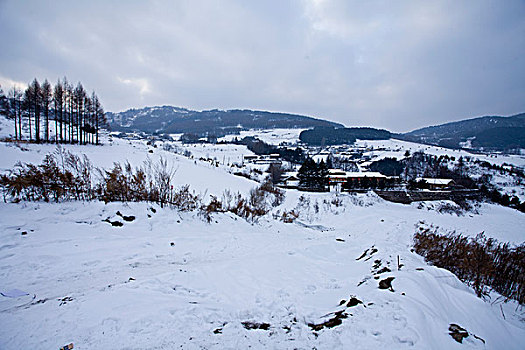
[0,147,93,202]
[0,149,286,224]
[280,210,299,223]
[200,195,223,222]
[414,229,525,304]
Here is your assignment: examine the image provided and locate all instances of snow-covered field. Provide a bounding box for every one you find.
[218,128,305,145]
[0,124,524,349]
[355,138,525,169]
[1,195,524,349]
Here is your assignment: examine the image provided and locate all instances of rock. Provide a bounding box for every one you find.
[347,297,362,307]
[449,323,469,343]
[242,321,270,330]
[116,211,135,222]
[103,218,124,227]
[110,220,123,227]
[378,277,395,291]
[308,310,348,331]
[376,267,391,274]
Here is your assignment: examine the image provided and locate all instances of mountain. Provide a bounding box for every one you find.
[400,112,525,150]
[106,106,343,136]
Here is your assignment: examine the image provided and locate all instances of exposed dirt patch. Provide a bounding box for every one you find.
[242,321,270,330]
[308,310,348,331]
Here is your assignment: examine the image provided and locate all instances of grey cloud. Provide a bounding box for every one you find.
[0,0,524,132]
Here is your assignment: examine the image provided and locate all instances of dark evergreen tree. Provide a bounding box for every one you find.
[298,158,328,191]
[317,160,329,190]
[325,155,333,169]
[298,158,316,190]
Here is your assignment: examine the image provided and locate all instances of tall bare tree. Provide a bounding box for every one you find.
[7,87,23,140]
[53,79,64,143]
[41,79,52,142]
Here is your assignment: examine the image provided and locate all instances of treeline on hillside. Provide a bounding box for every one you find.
[472,127,525,150]
[0,147,284,222]
[233,136,306,164]
[414,229,525,305]
[0,78,106,144]
[299,127,391,146]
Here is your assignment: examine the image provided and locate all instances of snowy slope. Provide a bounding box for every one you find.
[0,196,523,349]
[0,136,258,199]
[0,131,524,349]
[355,138,525,168]
[218,128,305,145]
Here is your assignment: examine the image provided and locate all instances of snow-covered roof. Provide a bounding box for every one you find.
[346,171,387,178]
[417,178,454,185]
[329,169,346,175]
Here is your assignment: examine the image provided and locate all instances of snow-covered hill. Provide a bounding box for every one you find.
[0,129,524,349]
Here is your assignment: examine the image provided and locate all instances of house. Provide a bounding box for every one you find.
[243,154,282,165]
[345,171,387,189]
[243,155,258,162]
[416,178,455,190]
[280,172,300,188]
[328,169,347,192]
[327,170,389,191]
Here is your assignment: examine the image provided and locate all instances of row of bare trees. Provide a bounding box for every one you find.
[0,78,106,144]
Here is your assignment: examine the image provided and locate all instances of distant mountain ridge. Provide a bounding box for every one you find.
[107,105,343,136]
[107,105,525,151]
[399,113,525,150]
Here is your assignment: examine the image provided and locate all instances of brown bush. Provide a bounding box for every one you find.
[1,149,286,224]
[414,229,525,304]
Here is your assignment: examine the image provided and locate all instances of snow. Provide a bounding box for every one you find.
[0,127,524,349]
[0,196,523,349]
[219,128,305,145]
[0,137,258,200]
[355,138,525,169]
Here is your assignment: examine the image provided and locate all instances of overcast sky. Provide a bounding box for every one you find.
[0,0,524,132]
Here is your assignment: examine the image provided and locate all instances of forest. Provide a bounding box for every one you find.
[0,78,106,145]
[299,126,391,145]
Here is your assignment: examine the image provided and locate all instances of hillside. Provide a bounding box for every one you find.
[106,106,343,136]
[400,113,525,150]
[0,118,524,349]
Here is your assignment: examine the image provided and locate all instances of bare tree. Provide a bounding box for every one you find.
[41,79,52,142]
[53,79,64,143]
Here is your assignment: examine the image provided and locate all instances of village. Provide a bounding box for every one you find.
[112,128,522,207]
